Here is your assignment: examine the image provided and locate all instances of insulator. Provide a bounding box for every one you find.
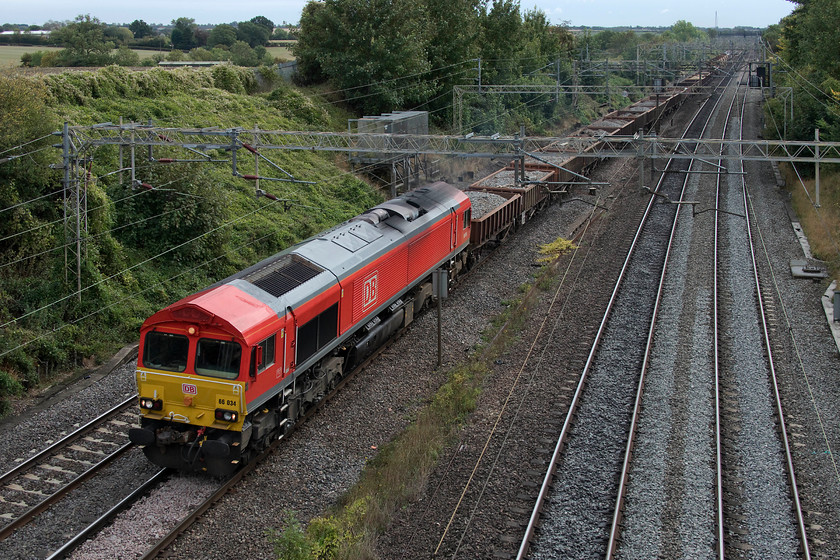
[242,143,258,154]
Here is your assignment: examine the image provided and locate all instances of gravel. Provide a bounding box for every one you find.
[587,118,632,129]
[474,168,551,188]
[70,473,218,560]
[466,190,507,219]
[530,124,687,559]
[715,95,798,558]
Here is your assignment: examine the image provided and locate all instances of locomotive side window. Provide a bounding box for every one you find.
[297,303,338,364]
[143,332,189,372]
[195,338,242,379]
[463,208,471,229]
[252,334,276,374]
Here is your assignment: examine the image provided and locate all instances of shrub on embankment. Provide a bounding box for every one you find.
[0,66,381,415]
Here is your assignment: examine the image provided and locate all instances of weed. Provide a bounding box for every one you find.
[783,163,840,284]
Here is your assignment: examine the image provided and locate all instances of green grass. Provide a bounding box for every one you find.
[0,46,61,67]
[266,46,294,61]
[0,66,376,413]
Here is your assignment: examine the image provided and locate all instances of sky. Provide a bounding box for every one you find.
[5,0,795,29]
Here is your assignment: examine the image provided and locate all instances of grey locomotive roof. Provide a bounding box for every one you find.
[218,182,462,315]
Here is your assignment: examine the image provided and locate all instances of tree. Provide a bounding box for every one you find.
[670,20,706,42]
[236,20,271,47]
[250,16,275,32]
[50,14,113,66]
[208,24,237,48]
[293,2,332,83]
[782,0,840,76]
[41,20,64,31]
[424,0,482,114]
[295,0,434,114]
[113,45,140,66]
[165,49,185,61]
[231,40,259,66]
[765,0,840,142]
[272,27,295,40]
[194,27,209,47]
[104,26,133,45]
[129,19,154,39]
[479,0,524,84]
[763,23,782,52]
[170,17,197,50]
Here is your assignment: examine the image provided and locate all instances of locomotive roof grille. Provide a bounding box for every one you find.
[245,255,323,298]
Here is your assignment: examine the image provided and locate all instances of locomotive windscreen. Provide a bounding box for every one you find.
[143,331,189,372]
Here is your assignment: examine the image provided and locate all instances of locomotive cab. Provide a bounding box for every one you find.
[129,288,281,476]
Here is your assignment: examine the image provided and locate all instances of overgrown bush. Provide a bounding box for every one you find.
[212,64,246,94]
[0,66,380,418]
[268,512,312,560]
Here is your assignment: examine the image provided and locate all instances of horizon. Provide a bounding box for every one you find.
[5,0,794,30]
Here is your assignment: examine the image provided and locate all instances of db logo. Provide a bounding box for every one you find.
[363,273,378,310]
[182,383,198,395]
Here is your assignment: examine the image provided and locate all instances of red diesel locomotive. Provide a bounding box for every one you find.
[129,182,471,476]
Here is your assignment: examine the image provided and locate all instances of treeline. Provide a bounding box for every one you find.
[292,0,716,130]
[764,0,840,141]
[14,14,293,68]
[576,20,708,60]
[293,0,574,123]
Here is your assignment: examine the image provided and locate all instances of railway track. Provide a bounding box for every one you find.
[2,171,606,559]
[56,314,434,559]
[367,61,741,560]
[401,74,732,559]
[0,397,137,543]
[518,62,811,560]
[518,63,733,559]
[45,468,168,560]
[714,85,809,558]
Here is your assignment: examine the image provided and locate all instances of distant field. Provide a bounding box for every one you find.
[267,45,294,61]
[0,45,293,68]
[0,45,61,67]
[0,45,164,68]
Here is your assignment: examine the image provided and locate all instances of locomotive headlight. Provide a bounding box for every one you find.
[214,409,238,423]
[139,397,163,410]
